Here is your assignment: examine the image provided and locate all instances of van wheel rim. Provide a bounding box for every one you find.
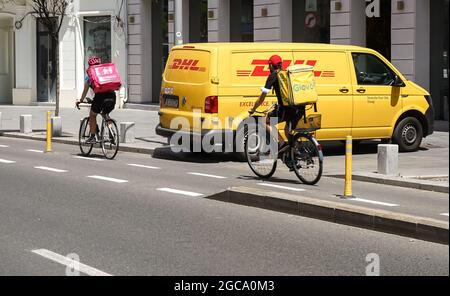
[402,124,417,145]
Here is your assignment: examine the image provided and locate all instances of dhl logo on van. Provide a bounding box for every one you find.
[237,60,335,78]
[168,59,206,72]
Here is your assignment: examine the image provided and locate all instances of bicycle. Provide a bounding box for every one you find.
[244,104,323,185]
[76,97,120,160]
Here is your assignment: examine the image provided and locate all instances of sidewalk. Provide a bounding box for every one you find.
[1,105,448,191]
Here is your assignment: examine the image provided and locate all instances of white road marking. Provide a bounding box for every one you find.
[0,159,15,164]
[87,175,129,183]
[75,156,104,162]
[441,213,449,217]
[127,164,161,170]
[27,149,43,153]
[34,166,67,173]
[188,172,227,179]
[157,188,203,197]
[350,198,399,207]
[0,145,9,148]
[257,183,306,192]
[31,249,112,276]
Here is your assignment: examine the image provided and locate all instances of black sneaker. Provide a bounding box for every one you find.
[85,134,97,144]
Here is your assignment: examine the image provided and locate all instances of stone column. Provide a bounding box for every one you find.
[330,0,366,46]
[208,0,230,42]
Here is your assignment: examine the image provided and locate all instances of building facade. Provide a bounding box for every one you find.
[128,0,448,120]
[0,0,128,108]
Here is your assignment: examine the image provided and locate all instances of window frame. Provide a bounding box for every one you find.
[351,52,397,86]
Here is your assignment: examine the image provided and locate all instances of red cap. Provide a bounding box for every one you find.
[268,55,282,66]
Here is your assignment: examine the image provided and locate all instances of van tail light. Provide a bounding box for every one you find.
[205,96,218,113]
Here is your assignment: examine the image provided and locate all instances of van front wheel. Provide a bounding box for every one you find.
[392,117,423,152]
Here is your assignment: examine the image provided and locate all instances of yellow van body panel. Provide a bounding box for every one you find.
[158,43,431,143]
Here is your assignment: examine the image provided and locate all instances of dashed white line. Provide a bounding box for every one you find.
[0,145,9,148]
[75,156,104,161]
[350,198,399,207]
[31,249,112,276]
[188,172,227,179]
[127,164,161,170]
[441,213,449,217]
[27,149,43,153]
[157,188,203,197]
[0,159,15,164]
[257,183,306,192]
[34,166,67,173]
[87,175,129,183]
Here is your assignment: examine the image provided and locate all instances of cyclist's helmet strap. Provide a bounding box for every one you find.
[88,56,102,66]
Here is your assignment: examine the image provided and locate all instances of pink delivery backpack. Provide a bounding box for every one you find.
[86,63,122,93]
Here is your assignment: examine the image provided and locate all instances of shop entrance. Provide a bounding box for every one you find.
[0,15,13,104]
[431,0,449,120]
[366,0,391,60]
[230,0,254,42]
[36,20,57,102]
[292,0,330,43]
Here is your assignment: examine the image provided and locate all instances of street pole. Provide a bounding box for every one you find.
[174,0,183,45]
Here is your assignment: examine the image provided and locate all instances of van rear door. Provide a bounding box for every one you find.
[160,47,218,132]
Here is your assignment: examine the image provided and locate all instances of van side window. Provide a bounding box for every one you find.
[352,53,395,86]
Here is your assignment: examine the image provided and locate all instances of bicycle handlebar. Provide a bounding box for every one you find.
[250,104,277,116]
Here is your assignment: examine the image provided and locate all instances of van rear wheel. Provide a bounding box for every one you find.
[392,117,423,152]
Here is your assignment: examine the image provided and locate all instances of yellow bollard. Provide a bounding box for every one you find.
[45,111,52,153]
[344,135,354,198]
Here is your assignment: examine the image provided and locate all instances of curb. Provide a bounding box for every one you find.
[207,186,449,245]
[0,133,157,155]
[327,173,449,194]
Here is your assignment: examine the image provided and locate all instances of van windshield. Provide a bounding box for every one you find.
[164,49,210,84]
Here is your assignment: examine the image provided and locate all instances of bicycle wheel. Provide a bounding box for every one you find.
[79,117,93,156]
[244,123,277,179]
[101,119,119,160]
[290,134,323,185]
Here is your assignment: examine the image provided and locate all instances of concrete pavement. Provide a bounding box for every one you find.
[0,137,448,275]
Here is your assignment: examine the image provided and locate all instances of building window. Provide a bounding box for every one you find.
[293,0,330,43]
[230,0,254,42]
[84,16,111,68]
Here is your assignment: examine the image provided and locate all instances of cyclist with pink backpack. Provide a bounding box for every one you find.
[76,56,122,144]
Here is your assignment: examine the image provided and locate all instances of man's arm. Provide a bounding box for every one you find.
[76,82,90,108]
[249,91,268,114]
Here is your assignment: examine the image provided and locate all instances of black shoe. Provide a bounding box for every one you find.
[85,134,97,144]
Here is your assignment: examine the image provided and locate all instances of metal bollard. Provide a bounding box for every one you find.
[20,114,32,134]
[343,135,355,198]
[120,122,135,143]
[46,111,52,153]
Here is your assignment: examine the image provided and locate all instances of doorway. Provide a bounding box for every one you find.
[430,0,449,120]
[0,16,13,104]
[366,0,391,60]
[36,20,57,102]
[230,0,254,42]
[292,0,330,43]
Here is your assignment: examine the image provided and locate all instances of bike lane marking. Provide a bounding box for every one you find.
[34,166,68,173]
[257,183,306,192]
[188,172,227,179]
[0,145,9,148]
[157,188,204,197]
[441,213,449,217]
[26,149,43,153]
[74,156,104,162]
[87,175,129,184]
[127,164,161,170]
[31,249,112,276]
[349,198,399,207]
[0,159,16,164]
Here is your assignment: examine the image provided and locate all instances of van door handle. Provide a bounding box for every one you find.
[357,88,366,93]
[339,87,349,93]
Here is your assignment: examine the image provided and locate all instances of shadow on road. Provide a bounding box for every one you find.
[152,146,242,163]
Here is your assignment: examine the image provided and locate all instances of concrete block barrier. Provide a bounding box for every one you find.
[378,144,399,175]
[120,122,135,143]
[20,115,32,134]
[51,116,62,137]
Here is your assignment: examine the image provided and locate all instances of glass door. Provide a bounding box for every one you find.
[36,20,57,102]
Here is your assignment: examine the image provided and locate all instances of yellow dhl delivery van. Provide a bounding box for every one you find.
[156,43,434,153]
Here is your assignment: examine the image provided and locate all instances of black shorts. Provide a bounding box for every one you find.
[91,92,116,114]
[268,105,305,129]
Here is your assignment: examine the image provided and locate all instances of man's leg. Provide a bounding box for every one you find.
[89,110,98,135]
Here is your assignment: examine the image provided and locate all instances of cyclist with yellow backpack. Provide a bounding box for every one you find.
[249,55,317,149]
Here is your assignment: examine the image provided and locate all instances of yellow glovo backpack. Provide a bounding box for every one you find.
[277,65,318,107]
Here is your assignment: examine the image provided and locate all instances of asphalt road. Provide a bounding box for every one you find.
[0,137,448,276]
